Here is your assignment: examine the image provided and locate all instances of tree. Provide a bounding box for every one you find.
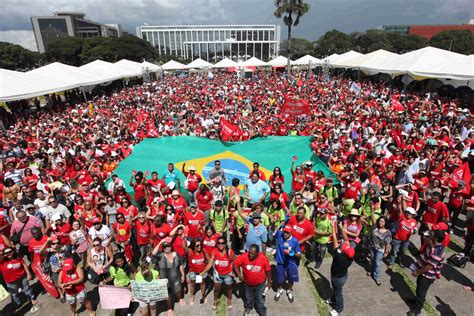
[46,37,84,66]
[80,37,114,64]
[352,29,393,53]
[280,38,313,59]
[0,42,42,70]
[430,30,474,55]
[274,0,310,72]
[106,35,158,62]
[386,33,428,54]
[313,30,353,58]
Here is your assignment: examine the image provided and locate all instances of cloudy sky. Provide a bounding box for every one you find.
[0,0,472,51]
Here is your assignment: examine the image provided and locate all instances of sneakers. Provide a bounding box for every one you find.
[30,304,40,314]
[262,286,269,297]
[244,308,252,316]
[325,298,334,305]
[274,288,284,301]
[286,290,294,303]
[330,309,339,316]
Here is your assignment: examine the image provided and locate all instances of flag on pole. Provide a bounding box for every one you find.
[449,162,471,194]
[349,82,361,94]
[88,101,94,116]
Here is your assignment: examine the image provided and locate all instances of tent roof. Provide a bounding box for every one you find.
[80,60,128,82]
[407,50,473,80]
[0,69,51,102]
[27,62,105,86]
[332,49,399,68]
[186,58,212,69]
[268,55,290,67]
[329,50,364,65]
[240,57,269,67]
[161,60,187,70]
[291,54,323,66]
[141,61,161,72]
[212,58,239,68]
[114,59,144,77]
[322,53,340,63]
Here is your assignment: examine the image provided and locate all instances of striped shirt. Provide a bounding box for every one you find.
[416,243,445,279]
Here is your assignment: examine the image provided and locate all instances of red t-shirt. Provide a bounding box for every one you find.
[234,252,271,286]
[136,220,151,245]
[151,223,171,247]
[113,221,132,243]
[423,200,449,225]
[184,172,202,192]
[117,206,138,222]
[188,249,207,273]
[0,258,26,283]
[168,197,188,217]
[449,190,466,209]
[303,169,317,183]
[196,191,213,211]
[287,216,315,251]
[133,183,147,201]
[344,181,362,200]
[291,172,306,192]
[184,211,205,238]
[394,215,417,241]
[213,248,234,275]
[172,236,186,257]
[28,235,49,263]
[203,233,220,257]
[52,223,72,245]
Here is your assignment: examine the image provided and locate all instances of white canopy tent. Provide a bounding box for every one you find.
[212,58,239,69]
[161,60,187,71]
[0,69,56,102]
[268,55,290,67]
[291,54,323,66]
[322,53,340,63]
[408,52,474,81]
[79,60,127,82]
[332,49,399,69]
[186,58,212,69]
[141,61,161,72]
[27,62,106,86]
[114,59,144,77]
[240,57,269,67]
[328,50,364,66]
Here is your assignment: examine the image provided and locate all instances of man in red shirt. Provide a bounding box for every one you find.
[234,244,271,316]
[248,162,266,181]
[287,207,315,257]
[183,203,205,240]
[448,180,467,231]
[387,207,418,269]
[149,215,171,247]
[422,191,449,232]
[343,173,362,201]
[28,227,49,263]
[147,171,166,194]
[182,164,202,202]
[50,213,72,245]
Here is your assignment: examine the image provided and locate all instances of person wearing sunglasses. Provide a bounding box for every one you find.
[39,236,67,303]
[86,237,113,285]
[112,213,133,263]
[182,237,207,305]
[135,212,151,263]
[0,247,40,313]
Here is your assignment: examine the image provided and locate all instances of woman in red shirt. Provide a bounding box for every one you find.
[117,198,138,223]
[136,213,151,262]
[202,226,220,259]
[196,184,213,214]
[129,171,148,212]
[268,167,285,190]
[290,159,306,196]
[22,168,39,191]
[183,238,207,305]
[58,258,87,316]
[269,183,290,209]
[113,213,133,263]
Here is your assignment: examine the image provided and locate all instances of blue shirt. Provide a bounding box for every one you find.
[244,217,267,252]
[246,179,270,203]
[274,231,300,266]
[163,169,179,185]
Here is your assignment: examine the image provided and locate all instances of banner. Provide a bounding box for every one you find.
[350,82,361,95]
[391,94,405,112]
[220,117,241,142]
[31,261,60,299]
[131,279,169,302]
[99,285,132,309]
[281,98,311,116]
[449,162,471,194]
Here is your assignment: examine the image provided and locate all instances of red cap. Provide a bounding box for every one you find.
[433,222,449,231]
[341,242,355,259]
[283,226,293,233]
[92,217,101,224]
[62,258,75,271]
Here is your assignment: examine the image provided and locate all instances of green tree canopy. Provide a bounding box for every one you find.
[313,30,353,57]
[386,33,428,54]
[79,37,114,64]
[45,37,84,66]
[280,38,313,58]
[430,30,474,55]
[352,29,393,53]
[0,42,42,70]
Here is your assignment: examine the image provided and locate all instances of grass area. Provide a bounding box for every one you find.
[392,264,437,316]
[215,294,227,316]
[300,257,331,316]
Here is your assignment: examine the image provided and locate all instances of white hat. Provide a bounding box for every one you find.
[405,207,416,215]
[171,190,180,196]
[51,213,62,222]
[188,166,197,171]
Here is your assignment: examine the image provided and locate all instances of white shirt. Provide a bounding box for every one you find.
[88,225,112,246]
[45,204,71,221]
[34,197,49,216]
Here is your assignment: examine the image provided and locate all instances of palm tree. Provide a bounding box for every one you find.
[274,0,310,72]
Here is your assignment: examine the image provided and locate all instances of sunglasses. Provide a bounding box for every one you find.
[51,242,60,245]
[93,243,101,246]
[138,216,145,219]
[217,242,226,245]
[196,244,202,247]
[3,251,13,255]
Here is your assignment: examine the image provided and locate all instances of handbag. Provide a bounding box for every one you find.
[447,253,468,268]
[11,221,28,244]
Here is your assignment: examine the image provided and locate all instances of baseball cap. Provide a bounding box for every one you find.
[283,226,293,233]
[62,258,75,272]
[404,207,416,215]
[341,242,355,259]
[51,213,62,222]
[92,217,101,224]
[171,190,180,196]
[189,203,197,208]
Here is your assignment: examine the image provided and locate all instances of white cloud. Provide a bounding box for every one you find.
[0,30,38,51]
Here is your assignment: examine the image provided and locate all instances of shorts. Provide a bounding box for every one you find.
[213,271,233,285]
[66,289,86,305]
[188,271,207,281]
[276,263,299,284]
[138,300,157,307]
[165,278,182,295]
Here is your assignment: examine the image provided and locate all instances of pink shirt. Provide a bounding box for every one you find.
[10,216,43,246]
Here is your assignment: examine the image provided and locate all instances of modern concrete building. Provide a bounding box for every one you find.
[381,19,474,39]
[136,24,280,61]
[31,12,122,53]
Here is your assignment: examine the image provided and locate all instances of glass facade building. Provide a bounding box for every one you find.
[137,25,281,61]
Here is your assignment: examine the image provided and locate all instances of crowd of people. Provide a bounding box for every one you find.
[0,71,473,316]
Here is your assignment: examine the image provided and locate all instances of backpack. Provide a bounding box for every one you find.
[447,253,468,268]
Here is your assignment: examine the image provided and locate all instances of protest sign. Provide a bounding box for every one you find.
[281,98,311,116]
[98,285,132,309]
[131,279,169,302]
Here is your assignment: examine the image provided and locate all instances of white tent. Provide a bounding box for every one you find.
[161,60,187,71]
[240,57,269,67]
[291,54,323,66]
[141,61,161,72]
[114,59,144,77]
[27,62,108,87]
[0,69,54,102]
[80,60,127,82]
[332,49,399,69]
[408,51,474,81]
[268,55,290,67]
[212,58,239,68]
[186,58,212,69]
[322,53,339,63]
[328,50,364,66]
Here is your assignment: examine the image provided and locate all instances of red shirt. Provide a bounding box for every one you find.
[168,197,188,217]
[268,175,285,188]
[449,190,466,209]
[147,179,166,192]
[61,267,85,295]
[423,200,449,225]
[213,248,234,275]
[133,183,147,201]
[151,223,171,247]
[117,205,138,222]
[303,169,317,183]
[291,172,306,192]
[188,249,207,273]
[113,221,131,243]
[248,170,266,181]
[203,233,220,257]
[344,181,362,200]
[172,236,186,257]
[184,172,202,192]
[136,220,151,245]
[394,215,417,241]
[184,211,205,238]
[196,191,213,211]
[234,252,271,286]
[28,235,49,263]
[287,216,315,251]
[0,258,26,283]
[52,223,72,245]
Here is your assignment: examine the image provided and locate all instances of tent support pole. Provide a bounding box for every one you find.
[82,87,87,102]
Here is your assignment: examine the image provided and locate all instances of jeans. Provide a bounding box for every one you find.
[414,275,435,312]
[331,274,348,313]
[370,247,384,282]
[387,238,410,265]
[314,242,328,266]
[7,277,35,305]
[244,281,267,316]
[450,206,461,229]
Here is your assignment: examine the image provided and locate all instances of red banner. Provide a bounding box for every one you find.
[220,118,242,142]
[32,260,60,299]
[281,98,311,116]
[449,162,471,194]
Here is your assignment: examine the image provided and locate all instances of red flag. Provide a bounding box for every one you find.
[391,95,405,112]
[391,129,404,148]
[281,97,311,116]
[32,261,60,299]
[220,118,241,142]
[449,162,471,194]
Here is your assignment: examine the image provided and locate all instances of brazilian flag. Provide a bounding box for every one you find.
[114,136,335,192]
